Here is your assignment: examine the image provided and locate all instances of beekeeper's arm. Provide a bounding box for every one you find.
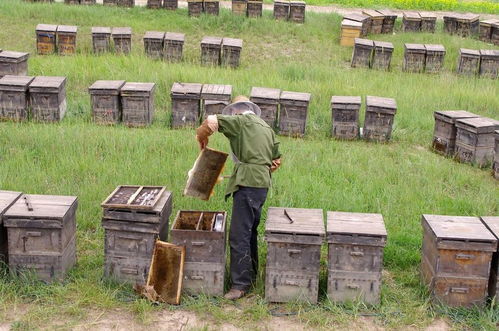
[195,115,241,150]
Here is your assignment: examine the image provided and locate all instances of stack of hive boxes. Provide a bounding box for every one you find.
[0,76,34,121]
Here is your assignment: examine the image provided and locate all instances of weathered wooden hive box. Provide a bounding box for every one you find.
[377,9,397,34]
[492,22,499,46]
[164,32,185,62]
[278,91,311,137]
[495,130,499,179]
[81,0,97,3]
[187,0,203,17]
[402,12,421,32]
[232,0,247,15]
[247,0,263,18]
[479,19,499,43]
[424,44,446,74]
[101,186,172,285]
[201,36,222,66]
[456,13,480,38]
[143,31,165,60]
[363,96,397,142]
[265,207,324,303]
[56,25,77,56]
[65,0,80,4]
[201,84,232,118]
[372,41,394,71]
[0,190,22,263]
[340,19,363,47]
[362,10,384,34]
[289,1,306,23]
[421,214,497,307]
[170,210,227,296]
[170,82,203,128]
[36,24,57,55]
[0,75,35,121]
[351,38,373,69]
[92,27,111,53]
[327,212,387,305]
[103,0,118,5]
[112,27,132,55]
[147,0,162,8]
[403,43,426,73]
[204,0,220,15]
[343,13,370,37]
[89,80,126,125]
[117,0,134,7]
[420,12,437,33]
[458,48,480,76]
[120,82,156,127]
[163,0,178,10]
[443,13,459,34]
[0,51,29,78]
[481,217,499,297]
[4,194,78,282]
[273,0,290,21]
[331,96,361,139]
[432,110,478,156]
[29,76,67,122]
[479,50,499,79]
[455,117,499,167]
[222,38,243,68]
[250,86,281,128]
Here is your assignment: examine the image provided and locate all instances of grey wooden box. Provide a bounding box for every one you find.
[232,0,247,15]
[92,27,111,53]
[420,12,437,33]
[289,1,305,23]
[402,12,421,32]
[344,13,370,37]
[247,0,263,17]
[57,25,77,56]
[144,31,165,60]
[455,117,499,167]
[0,190,22,263]
[65,0,80,4]
[274,0,290,21]
[443,14,458,34]
[278,91,311,137]
[187,0,203,16]
[425,44,445,74]
[458,48,480,76]
[327,212,387,305]
[362,10,383,34]
[363,96,397,142]
[456,13,480,38]
[372,41,393,71]
[89,80,126,125]
[331,96,361,139]
[36,24,57,55]
[103,0,118,5]
[479,50,499,79]
[204,0,220,15]
[201,84,232,118]
[250,87,281,128]
[265,207,325,304]
[4,194,78,282]
[495,130,499,180]
[403,43,426,73]
[480,217,499,297]
[0,51,29,78]
[201,36,222,66]
[222,38,243,68]
[0,75,35,121]
[147,0,162,8]
[164,32,185,62]
[492,22,499,46]
[29,76,67,122]
[112,27,132,55]
[170,82,203,128]
[163,0,177,9]
[432,111,478,156]
[377,9,397,34]
[479,19,499,43]
[117,0,134,7]
[351,38,373,69]
[121,82,156,127]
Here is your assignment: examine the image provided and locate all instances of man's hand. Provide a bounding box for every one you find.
[196,135,208,150]
[270,158,281,173]
[195,120,215,150]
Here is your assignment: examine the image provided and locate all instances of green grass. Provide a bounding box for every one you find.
[0,0,498,329]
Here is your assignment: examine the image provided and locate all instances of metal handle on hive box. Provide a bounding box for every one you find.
[288,249,301,254]
[350,251,364,257]
[191,275,204,280]
[347,284,360,289]
[450,287,469,294]
[192,242,206,246]
[455,254,475,260]
[284,280,299,286]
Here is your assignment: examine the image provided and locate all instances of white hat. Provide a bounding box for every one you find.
[222,101,262,117]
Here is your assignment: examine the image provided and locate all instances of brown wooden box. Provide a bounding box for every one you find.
[403,12,421,32]
[89,80,126,125]
[377,9,397,34]
[274,0,289,21]
[363,96,397,142]
[201,84,232,118]
[480,217,499,298]
[340,20,362,47]
[222,37,243,68]
[147,0,162,8]
[201,36,222,66]
[479,19,499,43]
[36,24,57,55]
[4,195,78,282]
[0,75,35,121]
[0,191,22,263]
[57,25,77,56]
[420,12,437,33]
[65,0,80,4]
[403,43,426,73]
[495,130,499,180]
[121,82,156,127]
[432,110,478,156]
[103,0,118,5]
[163,0,178,9]
[204,0,220,15]
[455,117,499,167]
[456,13,480,38]
[421,214,497,307]
[444,14,459,34]
[372,41,393,71]
[247,0,263,18]
[343,13,370,37]
[144,31,165,60]
[29,76,67,122]
[187,0,203,17]
[92,27,111,53]
[278,90,311,137]
[164,32,185,62]
[117,0,134,7]
[479,50,499,79]
[265,207,325,303]
[170,82,203,128]
[0,51,29,78]
[362,9,384,34]
[331,96,361,139]
[250,86,281,128]
[425,44,445,74]
[491,22,499,46]
[289,1,305,24]
[458,48,480,76]
[351,38,373,69]
[232,0,247,15]
[112,27,132,55]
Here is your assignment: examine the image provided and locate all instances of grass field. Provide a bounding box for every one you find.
[0,0,498,329]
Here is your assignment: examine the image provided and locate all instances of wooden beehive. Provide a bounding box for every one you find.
[331,96,361,139]
[479,50,499,79]
[56,25,77,56]
[101,186,172,285]
[112,27,132,55]
[143,31,165,60]
[29,76,67,122]
[187,0,203,17]
[455,117,499,167]
[92,27,111,54]
[232,0,247,15]
[170,82,203,128]
[163,0,177,10]
[88,80,126,125]
[424,44,446,74]
[340,19,363,47]
[495,131,499,180]
[278,90,311,137]
[377,9,397,34]
[184,148,228,200]
[289,1,306,24]
[362,9,384,34]
[0,51,29,78]
[0,190,22,263]
[103,0,118,5]
[4,194,78,282]
[432,111,478,156]
[456,13,480,38]
[120,82,156,127]
[147,0,162,8]
[247,0,263,17]
[204,0,220,15]
[363,96,397,142]
[201,36,222,66]
[273,0,290,21]
[443,13,459,34]
[403,12,421,32]
[372,41,393,71]
[421,214,497,307]
[250,86,281,128]
[117,0,134,7]
[65,0,80,4]
[351,38,373,69]
[343,13,370,37]
[492,22,499,46]
[420,12,437,33]
[222,37,243,68]
[164,32,185,62]
[265,207,325,304]
[458,48,480,76]
[170,210,227,296]
[201,84,232,118]
[480,217,499,297]
[36,24,57,55]
[479,19,499,43]
[0,75,35,121]
[403,43,426,73]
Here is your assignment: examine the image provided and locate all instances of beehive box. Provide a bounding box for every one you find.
[103,0,118,5]
[425,44,446,74]
[455,117,499,166]
[479,50,499,79]
[0,75,35,121]
[432,111,478,156]
[29,76,67,122]
[351,38,373,68]
[204,0,220,15]
[147,0,162,8]
[495,131,499,179]
[403,12,421,32]
[247,0,263,17]
[265,207,325,303]
[289,1,306,24]
[36,24,57,55]
[372,41,393,71]
[164,32,185,62]
[420,12,437,33]
[421,214,497,307]
[187,0,203,16]
[0,51,29,78]
[458,48,480,76]
[117,0,134,7]
[222,38,243,68]
[343,13,370,37]
[274,0,290,21]
[102,186,172,285]
[363,96,397,142]
[232,0,247,15]
[479,19,499,43]
[112,27,132,55]
[65,0,79,4]
[480,217,499,297]
[92,27,111,53]
[0,191,22,263]
[201,36,222,66]
[89,80,126,125]
[362,9,384,34]
[121,82,156,127]
[278,91,311,137]
[170,82,203,128]
[163,0,177,9]
[443,13,459,34]
[456,13,480,38]
[56,25,77,56]
[170,210,227,296]
[327,212,387,305]
[377,9,397,34]
[340,19,363,47]
[250,86,281,128]
[4,194,78,282]
[201,84,232,118]
[143,31,165,60]
[492,22,499,46]
[331,96,361,139]
[403,43,426,73]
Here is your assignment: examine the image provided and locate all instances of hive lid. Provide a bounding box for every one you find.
[144,31,165,40]
[341,19,363,28]
[481,217,499,240]
[57,25,77,33]
[422,214,496,243]
[92,27,111,34]
[443,13,460,19]
[330,96,361,105]
[0,51,30,61]
[327,211,387,238]
[280,91,311,102]
[171,82,203,96]
[4,194,78,220]
[343,13,369,22]
[376,9,397,17]
[290,1,305,5]
[250,87,281,100]
[222,37,243,48]
[0,190,23,217]
[434,110,478,123]
[460,48,480,56]
[425,44,445,53]
[112,27,132,35]
[458,13,480,22]
[36,24,57,32]
[165,32,185,41]
[201,84,232,97]
[0,75,35,89]
[362,9,384,18]
[419,12,437,19]
[89,80,126,91]
[265,207,325,237]
[405,43,425,51]
[274,0,290,4]
[403,11,421,19]
[29,76,67,89]
[121,82,156,92]
[374,41,394,49]
[455,117,499,134]
[480,49,499,57]
[366,96,397,110]
[355,38,374,47]
[201,36,223,45]
[480,19,499,26]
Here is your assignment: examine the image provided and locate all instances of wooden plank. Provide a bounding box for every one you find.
[265,207,324,236]
[481,217,499,239]
[423,214,496,242]
[4,194,77,219]
[0,191,23,216]
[327,211,387,237]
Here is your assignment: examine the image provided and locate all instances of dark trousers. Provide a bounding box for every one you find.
[229,186,268,292]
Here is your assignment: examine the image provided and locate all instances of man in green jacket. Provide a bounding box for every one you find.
[196,96,281,300]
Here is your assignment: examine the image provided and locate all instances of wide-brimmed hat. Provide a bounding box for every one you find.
[221,101,262,117]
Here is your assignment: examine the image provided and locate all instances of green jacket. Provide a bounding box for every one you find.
[217,114,281,198]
